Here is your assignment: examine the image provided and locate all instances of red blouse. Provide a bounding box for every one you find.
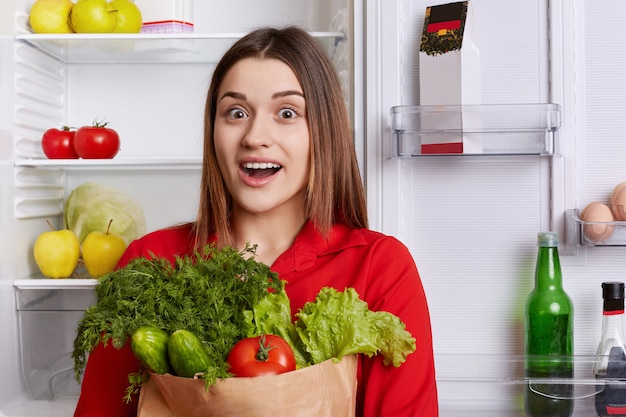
[74,221,438,417]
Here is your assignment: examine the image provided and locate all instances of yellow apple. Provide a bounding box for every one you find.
[70,0,117,33]
[29,0,74,34]
[33,224,80,278]
[81,219,127,277]
[109,0,142,33]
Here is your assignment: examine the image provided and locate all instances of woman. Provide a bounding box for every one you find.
[74,26,438,417]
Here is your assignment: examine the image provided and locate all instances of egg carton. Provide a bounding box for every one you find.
[566,209,626,247]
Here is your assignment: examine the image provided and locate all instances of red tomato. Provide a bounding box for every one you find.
[74,122,120,159]
[41,126,79,159]
[227,334,296,377]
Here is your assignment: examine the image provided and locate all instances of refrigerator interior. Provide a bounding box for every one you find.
[4,0,626,415]
[366,0,626,415]
[0,0,352,415]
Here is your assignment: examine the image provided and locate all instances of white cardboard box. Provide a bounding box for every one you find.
[135,0,194,33]
[418,1,482,154]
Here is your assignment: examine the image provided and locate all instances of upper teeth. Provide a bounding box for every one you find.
[243,162,281,169]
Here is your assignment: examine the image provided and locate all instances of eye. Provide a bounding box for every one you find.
[277,107,297,119]
[227,108,248,119]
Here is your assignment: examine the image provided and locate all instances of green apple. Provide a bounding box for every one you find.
[70,0,117,33]
[109,0,142,33]
[33,223,80,278]
[81,219,127,278]
[29,0,74,34]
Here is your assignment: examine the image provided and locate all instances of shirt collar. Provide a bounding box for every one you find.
[272,220,368,272]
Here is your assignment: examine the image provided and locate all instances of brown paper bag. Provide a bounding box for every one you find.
[137,355,358,417]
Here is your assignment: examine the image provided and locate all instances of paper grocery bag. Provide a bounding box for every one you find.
[137,355,358,417]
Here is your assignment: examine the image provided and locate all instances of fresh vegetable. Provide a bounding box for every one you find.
[243,287,417,368]
[64,182,146,245]
[41,126,79,159]
[73,121,120,159]
[131,326,171,375]
[73,241,416,402]
[167,329,212,378]
[72,244,282,396]
[227,335,296,377]
[241,289,308,366]
[295,287,416,367]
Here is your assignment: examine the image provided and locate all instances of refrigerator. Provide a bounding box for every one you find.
[1,0,625,415]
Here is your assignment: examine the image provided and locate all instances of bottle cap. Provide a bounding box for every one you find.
[602,282,625,300]
[537,231,559,247]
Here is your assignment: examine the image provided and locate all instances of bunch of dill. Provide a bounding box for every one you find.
[72,243,282,389]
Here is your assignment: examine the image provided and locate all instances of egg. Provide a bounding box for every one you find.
[610,182,626,221]
[580,201,615,243]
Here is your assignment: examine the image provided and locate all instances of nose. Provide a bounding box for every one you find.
[241,114,274,148]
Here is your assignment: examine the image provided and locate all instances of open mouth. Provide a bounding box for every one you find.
[241,162,282,178]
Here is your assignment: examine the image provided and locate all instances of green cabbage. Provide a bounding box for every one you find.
[64,182,146,245]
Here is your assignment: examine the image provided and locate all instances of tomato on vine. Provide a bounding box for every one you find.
[227,334,296,377]
[74,121,120,159]
[41,126,79,159]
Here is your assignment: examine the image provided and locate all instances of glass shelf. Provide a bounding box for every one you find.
[436,353,620,416]
[389,103,561,157]
[565,208,626,247]
[13,277,97,289]
[14,31,344,65]
[14,157,202,170]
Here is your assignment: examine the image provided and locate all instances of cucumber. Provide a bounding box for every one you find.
[167,329,212,378]
[131,326,171,375]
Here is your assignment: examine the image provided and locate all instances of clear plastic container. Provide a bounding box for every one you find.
[14,279,97,400]
[566,209,626,247]
[389,103,562,157]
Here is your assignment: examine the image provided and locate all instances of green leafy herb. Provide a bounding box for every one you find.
[72,243,282,394]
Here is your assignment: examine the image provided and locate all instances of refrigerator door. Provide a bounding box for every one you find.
[365,0,556,415]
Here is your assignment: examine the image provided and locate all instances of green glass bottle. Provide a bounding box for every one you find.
[524,231,574,417]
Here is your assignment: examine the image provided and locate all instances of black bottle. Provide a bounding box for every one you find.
[595,282,626,416]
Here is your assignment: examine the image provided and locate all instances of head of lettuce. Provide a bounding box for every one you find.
[243,286,417,368]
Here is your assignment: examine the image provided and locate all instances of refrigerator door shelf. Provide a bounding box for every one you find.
[390,103,562,157]
[565,209,626,248]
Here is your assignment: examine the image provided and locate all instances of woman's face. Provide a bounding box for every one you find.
[213,58,311,219]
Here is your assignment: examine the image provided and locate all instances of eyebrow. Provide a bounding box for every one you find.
[218,90,304,102]
[273,90,304,99]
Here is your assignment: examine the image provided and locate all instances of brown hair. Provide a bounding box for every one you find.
[192,26,368,249]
